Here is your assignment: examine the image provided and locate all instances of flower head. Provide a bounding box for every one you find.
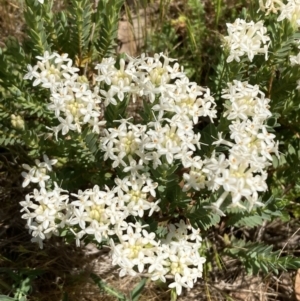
[223,19,270,63]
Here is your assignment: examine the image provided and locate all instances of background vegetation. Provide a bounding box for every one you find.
[1,0,300,300]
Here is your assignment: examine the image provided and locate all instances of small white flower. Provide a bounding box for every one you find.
[38,154,58,172]
[21,168,37,188]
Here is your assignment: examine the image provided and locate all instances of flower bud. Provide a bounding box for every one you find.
[11,114,25,130]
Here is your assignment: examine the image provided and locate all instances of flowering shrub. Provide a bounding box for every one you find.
[19,47,279,294]
[1,0,300,299]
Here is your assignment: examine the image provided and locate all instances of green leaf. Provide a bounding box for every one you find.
[226,211,264,228]
[130,278,147,301]
[188,206,220,231]
[63,0,93,60]
[197,123,218,156]
[95,0,124,60]
[104,96,130,126]
[90,273,126,300]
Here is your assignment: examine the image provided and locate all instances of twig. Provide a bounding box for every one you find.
[256,220,267,242]
[277,226,300,258]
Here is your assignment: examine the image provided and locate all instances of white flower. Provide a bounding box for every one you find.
[21,155,56,188]
[38,154,58,172]
[24,64,38,80]
[277,0,300,27]
[21,168,37,188]
[110,223,158,277]
[85,221,109,243]
[290,52,300,66]
[69,206,90,229]
[58,115,77,135]
[168,274,184,295]
[223,19,270,63]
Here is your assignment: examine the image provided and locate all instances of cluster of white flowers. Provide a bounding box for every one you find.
[223,18,270,63]
[277,0,300,27]
[259,0,300,28]
[67,174,161,245]
[22,51,279,295]
[20,164,204,294]
[21,154,57,188]
[24,52,105,137]
[181,81,278,215]
[93,54,216,181]
[94,53,216,123]
[24,51,217,140]
[20,182,69,248]
[20,162,161,243]
[22,51,217,294]
[110,220,205,295]
[210,81,277,213]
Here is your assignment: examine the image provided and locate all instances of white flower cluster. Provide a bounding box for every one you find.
[94,53,216,124]
[277,0,300,27]
[95,55,217,176]
[21,154,57,188]
[259,0,300,28]
[20,164,160,244]
[209,81,277,213]
[223,18,270,63]
[20,183,69,248]
[22,51,278,295]
[24,51,105,137]
[24,51,217,140]
[181,81,278,215]
[110,220,205,295]
[66,174,161,245]
[20,159,204,295]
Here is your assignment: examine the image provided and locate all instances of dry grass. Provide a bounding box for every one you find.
[0,0,25,47]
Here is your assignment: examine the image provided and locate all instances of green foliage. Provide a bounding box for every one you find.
[22,0,124,66]
[0,268,42,301]
[0,0,124,192]
[23,0,51,54]
[95,0,124,60]
[188,205,221,231]
[129,278,147,301]
[197,123,219,157]
[63,0,93,59]
[224,239,300,275]
[225,196,289,228]
[146,0,207,82]
[104,96,130,127]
